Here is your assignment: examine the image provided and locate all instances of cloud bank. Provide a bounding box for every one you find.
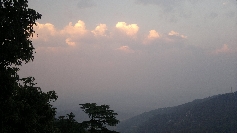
[33,20,192,53]
[33,20,237,59]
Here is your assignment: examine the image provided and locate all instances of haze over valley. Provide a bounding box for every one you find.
[18,0,237,119]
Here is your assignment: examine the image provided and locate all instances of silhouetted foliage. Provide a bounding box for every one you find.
[0,0,58,132]
[0,0,41,66]
[54,104,120,133]
[54,112,86,133]
[80,103,120,133]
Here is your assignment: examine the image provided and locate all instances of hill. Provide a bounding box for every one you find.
[117,92,237,133]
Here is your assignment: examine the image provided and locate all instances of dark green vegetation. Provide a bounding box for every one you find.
[0,0,119,133]
[117,92,237,133]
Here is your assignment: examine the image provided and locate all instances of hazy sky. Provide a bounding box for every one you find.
[20,0,237,116]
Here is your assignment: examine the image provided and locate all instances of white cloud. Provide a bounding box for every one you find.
[116,22,139,36]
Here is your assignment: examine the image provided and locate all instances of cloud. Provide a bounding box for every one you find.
[117,46,135,53]
[212,44,232,54]
[116,22,139,36]
[135,0,203,15]
[143,30,160,44]
[33,22,67,48]
[168,30,179,36]
[135,0,183,12]
[91,24,108,36]
[60,20,89,46]
[148,30,160,39]
[136,0,177,6]
[65,38,76,46]
[33,20,89,48]
[33,20,189,53]
[36,46,68,54]
[141,30,187,45]
[61,20,87,36]
[33,22,57,41]
[168,30,187,39]
[77,0,96,9]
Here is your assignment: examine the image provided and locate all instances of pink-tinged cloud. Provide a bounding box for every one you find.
[34,20,89,47]
[143,30,160,44]
[36,47,60,53]
[168,30,187,39]
[60,20,89,47]
[91,24,107,36]
[33,22,57,41]
[61,20,87,36]
[148,30,160,39]
[116,22,139,36]
[163,30,187,43]
[65,38,76,46]
[117,46,135,53]
[33,20,189,53]
[213,44,232,54]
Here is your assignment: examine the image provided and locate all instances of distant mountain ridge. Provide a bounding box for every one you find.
[117,92,237,133]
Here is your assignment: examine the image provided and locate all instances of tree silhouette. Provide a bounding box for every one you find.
[0,0,58,132]
[80,103,120,133]
[55,112,86,133]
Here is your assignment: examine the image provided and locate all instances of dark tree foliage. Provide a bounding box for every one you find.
[0,0,41,66]
[2,77,58,133]
[80,103,120,133]
[54,112,86,133]
[0,0,58,132]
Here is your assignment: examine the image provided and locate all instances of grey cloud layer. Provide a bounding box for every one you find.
[77,0,96,9]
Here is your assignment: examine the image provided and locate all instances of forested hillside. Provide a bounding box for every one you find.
[117,92,237,133]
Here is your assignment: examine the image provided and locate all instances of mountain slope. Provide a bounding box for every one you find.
[117,92,237,133]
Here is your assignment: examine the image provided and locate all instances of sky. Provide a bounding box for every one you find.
[20,0,237,118]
